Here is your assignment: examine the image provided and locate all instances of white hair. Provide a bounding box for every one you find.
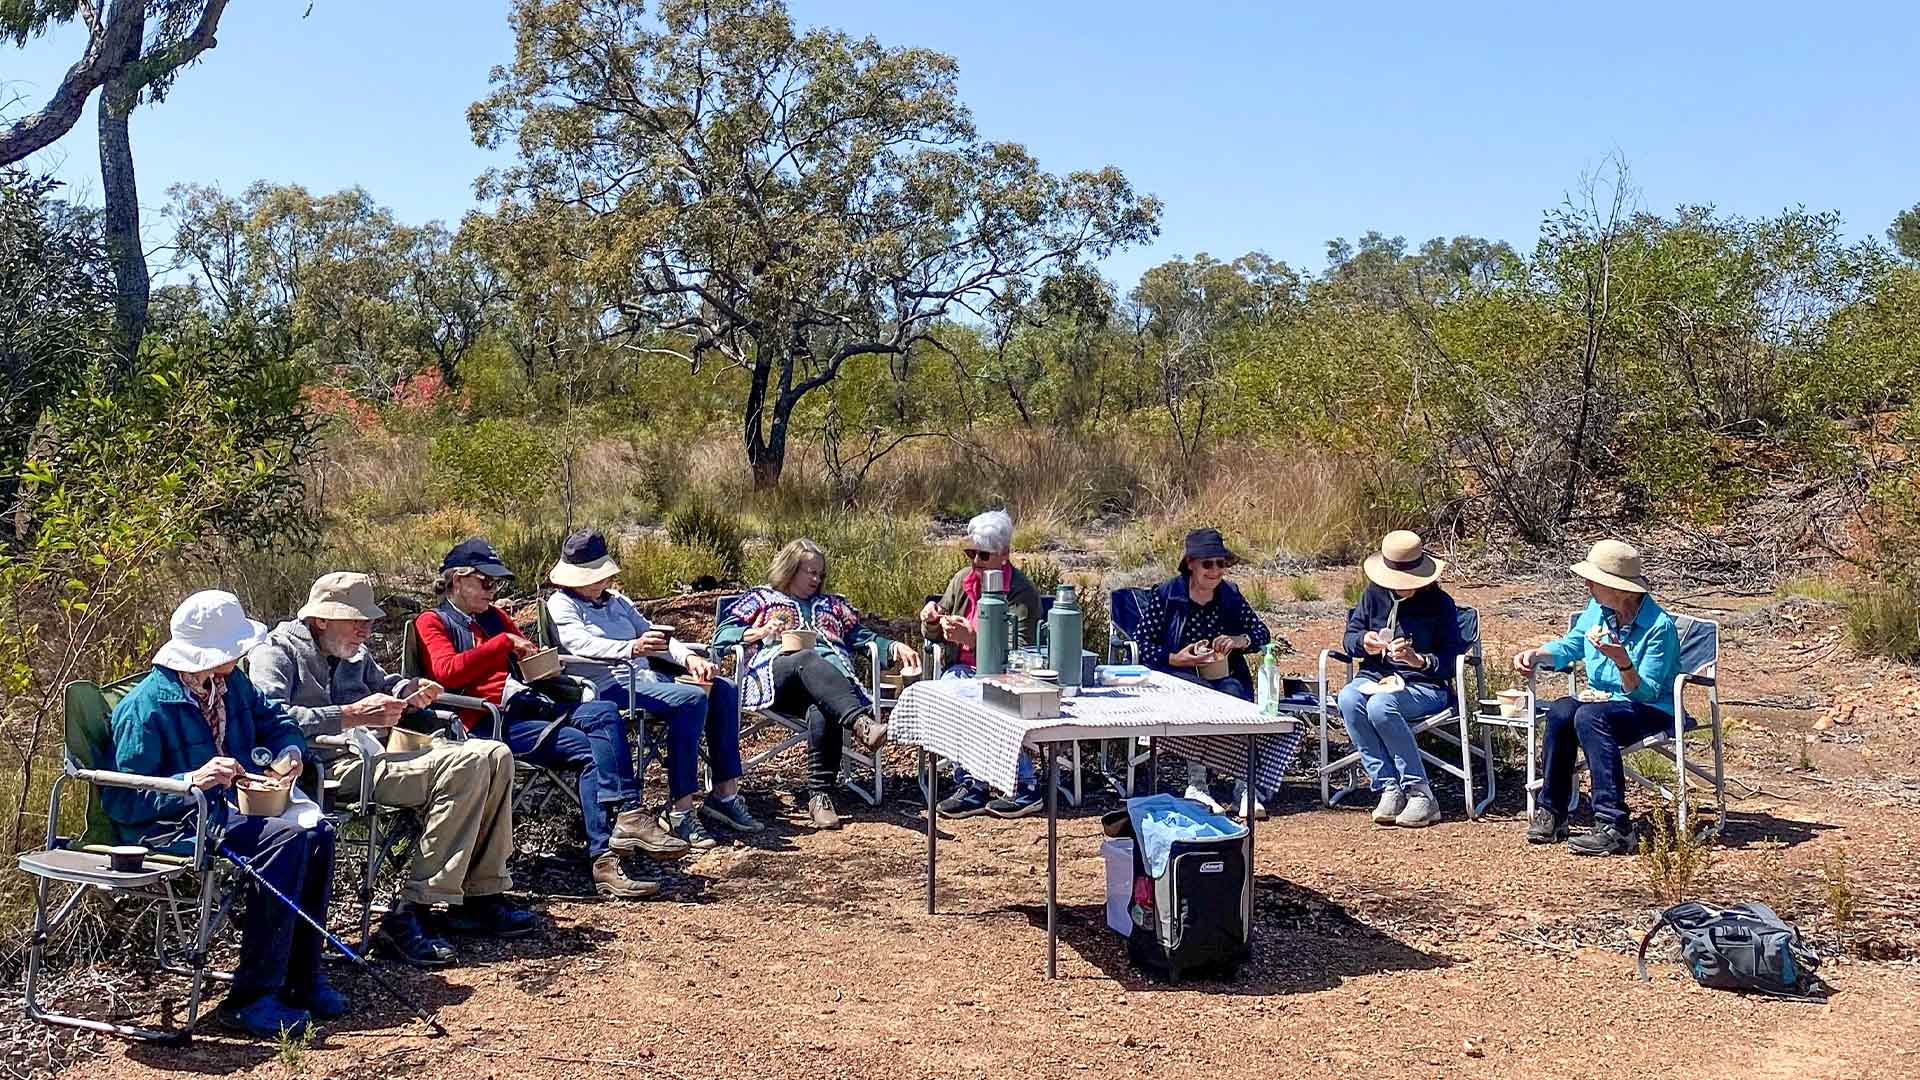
[965,510,1014,554]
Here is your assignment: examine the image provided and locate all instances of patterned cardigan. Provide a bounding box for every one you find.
[711,587,899,711]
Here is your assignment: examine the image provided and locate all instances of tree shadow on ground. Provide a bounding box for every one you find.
[991,876,1452,994]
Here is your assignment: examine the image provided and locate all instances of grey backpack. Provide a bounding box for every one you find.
[1637,901,1829,999]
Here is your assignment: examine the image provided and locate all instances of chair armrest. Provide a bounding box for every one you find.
[437,692,491,711]
[72,766,195,797]
[1323,650,1355,665]
[1678,672,1716,689]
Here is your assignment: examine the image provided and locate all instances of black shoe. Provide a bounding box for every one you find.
[1568,822,1637,857]
[443,894,539,939]
[375,906,456,968]
[1526,808,1569,845]
[987,789,1045,818]
[936,786,991,819]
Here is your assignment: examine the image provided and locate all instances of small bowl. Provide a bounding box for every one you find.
[1199,658,1231,680]
[1029,668,1059,683]
[235,777,291,817]
[780,629,818,653]
[518,647,562,682]
[1497,689,1529,719]
[387,726,437,753]
[106,845,149,873]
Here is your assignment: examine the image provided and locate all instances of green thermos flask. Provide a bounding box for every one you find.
[1048,584,1083,695]
[977,569,1009,676]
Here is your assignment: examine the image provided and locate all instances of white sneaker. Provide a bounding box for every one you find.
[1231,781,1268,820]
[1395,789,1441,828]
[1370,787,1407,824]
[1182,782,1226,815]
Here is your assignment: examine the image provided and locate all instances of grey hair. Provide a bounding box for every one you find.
[965,510,1014,554]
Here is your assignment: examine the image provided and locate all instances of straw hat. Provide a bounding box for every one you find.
[1363,531,1446,590]
[549,529,621,589]
[152,590,269,672]
[1571,539,1649,594]
[297,572,383,622]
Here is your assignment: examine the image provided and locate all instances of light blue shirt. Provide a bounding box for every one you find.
[1539,596,1682,714]
[545,588,693,694]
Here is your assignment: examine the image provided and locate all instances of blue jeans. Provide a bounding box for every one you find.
[940,664,1038,794]
[603,678,745,802]
[1538,696,1673,830]
[503,696,638,858]
[222,814,335,1001]
[1336,679,1453,790]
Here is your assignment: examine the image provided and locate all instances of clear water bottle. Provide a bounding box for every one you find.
[1256,643,1279,715]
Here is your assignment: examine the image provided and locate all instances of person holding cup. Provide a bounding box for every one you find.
[104,590,341,1038]
[546,529,758,850]
[249,571,530,968]
[713,538,921,829]
[1513,539,1680,857]
[1335,531,1467,829]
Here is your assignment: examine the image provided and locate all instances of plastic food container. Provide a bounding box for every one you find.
[106,845,149,873]
[1095,665,1151,687]
[780,629,818,653]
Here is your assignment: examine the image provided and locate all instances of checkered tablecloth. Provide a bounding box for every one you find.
[889,671,1306,794]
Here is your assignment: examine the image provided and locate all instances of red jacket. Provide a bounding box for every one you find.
[415,605,516,728]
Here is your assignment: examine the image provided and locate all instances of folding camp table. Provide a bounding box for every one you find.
[889,672,1302,977]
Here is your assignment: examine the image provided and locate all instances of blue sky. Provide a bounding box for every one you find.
[4,0,1916,290]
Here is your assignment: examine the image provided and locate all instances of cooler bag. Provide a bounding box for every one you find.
[1117,797,1252,981]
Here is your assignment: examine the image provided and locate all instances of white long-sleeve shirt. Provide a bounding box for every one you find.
[545,588,695,694]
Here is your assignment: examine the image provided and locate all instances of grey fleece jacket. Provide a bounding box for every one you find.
[247,618,412,761]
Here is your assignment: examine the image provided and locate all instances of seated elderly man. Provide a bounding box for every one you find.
[106,590,339,1038]
[248,572,533,967]
[921,509,1046,819]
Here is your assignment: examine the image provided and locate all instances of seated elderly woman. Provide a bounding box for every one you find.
[414,538,684,900]
[1335,531,1466,829]
[249,571,532,968]
[1514,539,1681,857]
[1135,528,1272,815]
[105,590,340,1038]
[713,538,922,830]
[920,509,1046,819]
[546,529,759,850]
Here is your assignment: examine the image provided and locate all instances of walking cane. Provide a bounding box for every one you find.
[218,841,448,1037]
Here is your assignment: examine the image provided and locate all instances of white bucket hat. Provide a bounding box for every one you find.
[151,590,269,672]
[1571,539,1650,594]
[1363,530,1446,590]
[297,572,384,622]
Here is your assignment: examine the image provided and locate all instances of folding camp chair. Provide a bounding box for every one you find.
[398,617,583,821]
[1495,612,1725,834]
[18,676,239,1041]
[713,594,895,805]
[1315,605,1493,817]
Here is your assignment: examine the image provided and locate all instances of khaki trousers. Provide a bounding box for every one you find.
[331,737,516,905]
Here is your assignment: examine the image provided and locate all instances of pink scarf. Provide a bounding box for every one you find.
[176,669,228,756]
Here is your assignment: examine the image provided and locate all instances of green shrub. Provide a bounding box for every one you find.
[615,534,729,597]
[1342,570,1369,607]
[428,418,558,515]
[666,498,746,581]
[1847,587,1920,662]
[1286,575,1322,602]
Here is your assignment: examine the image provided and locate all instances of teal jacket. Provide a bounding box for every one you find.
[104,666,307,843]
[1538,596,1682,715]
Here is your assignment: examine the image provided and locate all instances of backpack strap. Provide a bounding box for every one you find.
[1636,909,1678,982]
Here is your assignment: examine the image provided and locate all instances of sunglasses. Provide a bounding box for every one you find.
[963,549,997,561]
[457,572,503,592]
[1194,558,1230,570]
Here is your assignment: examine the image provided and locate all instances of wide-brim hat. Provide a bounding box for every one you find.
[1363,530,1446,590]
[1178,527,1239,572]
[297,571,383,621]
[550,528,621,589]
[1571,538,1649,594]
[152,589,269,671]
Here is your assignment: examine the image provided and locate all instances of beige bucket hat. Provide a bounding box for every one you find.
[1571,539,1649,594]
[297,571,384,621]
[1363,530,1446,590]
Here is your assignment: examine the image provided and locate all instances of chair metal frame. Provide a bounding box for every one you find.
[19,677,238,1042]
[1314,605,1493,818]
[1489,611,1725,834]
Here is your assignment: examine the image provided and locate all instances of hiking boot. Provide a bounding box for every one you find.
[288,977,351,1022]
[375,905,456,968]
[216,993,312,1040]
[609,806,690,859]
[937,786,992,819]
[1371,786,1407,825]
[850,710,888,751]
[1527,808,1569,845]
[700,796,764,833]
[1394,789,1441,828]
[591,853,661,899]
[1231,780,1269,821]
[987,788,1045,819]
[666,809,719,851]
[807,793,842,830]
[1568,822,1637,857]
[443,894,539,939]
